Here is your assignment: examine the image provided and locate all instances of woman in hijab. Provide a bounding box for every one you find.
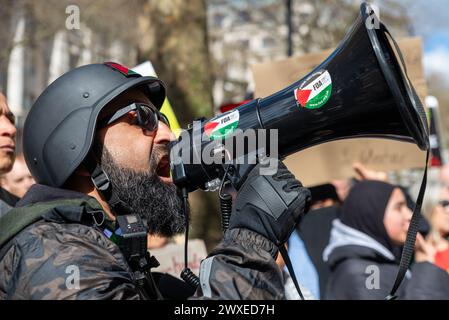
[323,180,449,299]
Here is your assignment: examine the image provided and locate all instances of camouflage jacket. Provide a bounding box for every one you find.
[0,184,284,300]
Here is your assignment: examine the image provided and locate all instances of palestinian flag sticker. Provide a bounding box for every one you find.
[204,110,240,140]
[294,70,332,109]
[104,62,139,77]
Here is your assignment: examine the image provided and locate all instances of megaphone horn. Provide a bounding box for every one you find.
[170,2,429,192]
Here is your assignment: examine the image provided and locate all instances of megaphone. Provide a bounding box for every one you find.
[169,2,429,193]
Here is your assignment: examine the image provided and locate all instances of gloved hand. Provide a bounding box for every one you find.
[229,158,311,246]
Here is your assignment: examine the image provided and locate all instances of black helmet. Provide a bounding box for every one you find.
[23,62,166,187]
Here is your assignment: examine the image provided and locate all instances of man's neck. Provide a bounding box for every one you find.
[86,188,116,221]
[67,175,115,221]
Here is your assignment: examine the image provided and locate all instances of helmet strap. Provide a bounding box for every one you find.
[85,155,133,216]
[86,156,161,299]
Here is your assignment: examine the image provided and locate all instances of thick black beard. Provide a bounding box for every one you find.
[99,146,186,237]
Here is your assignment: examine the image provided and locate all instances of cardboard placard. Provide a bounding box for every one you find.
[252,37,426,102]
[251,37,427,186]
[283,139,425,186]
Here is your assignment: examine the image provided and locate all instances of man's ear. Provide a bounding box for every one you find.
[64,163,95,193]
[73,164,91,177]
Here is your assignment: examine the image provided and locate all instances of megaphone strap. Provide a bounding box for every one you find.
[388,150,429,299]
[380,24,431,299]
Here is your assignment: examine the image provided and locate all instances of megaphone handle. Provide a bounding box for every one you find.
[388,150,429,299]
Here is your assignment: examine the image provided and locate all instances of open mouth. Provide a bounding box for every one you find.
[155,154,172,182]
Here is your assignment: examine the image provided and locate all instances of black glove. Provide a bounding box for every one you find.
[229,158,311,246]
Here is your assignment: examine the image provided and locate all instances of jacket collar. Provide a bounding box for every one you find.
[15,184,106,225]
[323,219,396,266]
[16,184,91,207]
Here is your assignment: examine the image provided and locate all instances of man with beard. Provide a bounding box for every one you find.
[0,63,310,300]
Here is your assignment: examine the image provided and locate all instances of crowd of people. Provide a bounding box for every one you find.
[0,62,448,300]
[288,165,449,299]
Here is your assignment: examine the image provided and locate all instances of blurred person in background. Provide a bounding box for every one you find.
[324,180,449,299]
[422,182,449,273]
[331,162,389,203]
[0,93,18,217]
[289,163,391,299]
[439,164,449,199]
[289,183,340,299]
[0,154,35,198]
[147,234,169,250]
[427,200,449,273]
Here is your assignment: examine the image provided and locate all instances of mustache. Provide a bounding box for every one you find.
[149,145,169,174]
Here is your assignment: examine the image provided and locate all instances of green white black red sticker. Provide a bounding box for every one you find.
[294,70,332,109]
[204,110,240,140]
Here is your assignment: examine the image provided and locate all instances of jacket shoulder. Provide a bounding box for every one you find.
[405,262,449,299]
[0,219,139,300]
[325,257,398,299]
[15,219,120,256]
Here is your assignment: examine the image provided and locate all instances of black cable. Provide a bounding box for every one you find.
[180,161,232,287]
[219,194,232,232]
[219,163,233,233]
[180,187,200,288]
[182,187,189,269]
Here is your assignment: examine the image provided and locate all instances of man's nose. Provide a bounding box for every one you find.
[0,117,16,138]
[153,120,176,146]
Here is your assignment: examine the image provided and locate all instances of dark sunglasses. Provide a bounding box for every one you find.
[100,102,170,132]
